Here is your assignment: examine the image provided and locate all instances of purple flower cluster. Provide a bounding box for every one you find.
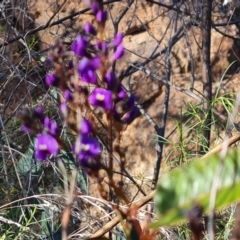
[21,107,60,161]
[74,119,101,169]
[21,0,138,169]
[70,1,138,123]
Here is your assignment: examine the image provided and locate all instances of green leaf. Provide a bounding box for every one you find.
[114,226,127,240]
[17,140,41,174]
[60,150,87,194]
[152,149,240,228]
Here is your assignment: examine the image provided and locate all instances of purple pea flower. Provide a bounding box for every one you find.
[95,41,108,54]
[45,55,54,67]
[33,107,44,122]
[68,60,74,69]
[78,57,101,84]
[22,122,32,133]
[116,84,127,102]
[113,32,123,47]
[124,94,135,109]
[64,89,73,101]
[96,10,107,23]
[35,134,59,160]
[79,135,101,159]
[85,22,96,35]
[60,102,68,118]
[88,88,113,110]
[105,71,117,90]
[74,135,101,168]
[91,2,100,15]
[71,36,88,57]
[81,119,92,135]
[112,44,124,60]
[45,73,59,87]
[44,117,58,136]
[121,107,138,123]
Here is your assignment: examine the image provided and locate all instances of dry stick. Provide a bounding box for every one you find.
[201,0,213,153]
[201,133,240,160]
[88,132,240,239]
[151,29,173,193]
[88,190,156,239]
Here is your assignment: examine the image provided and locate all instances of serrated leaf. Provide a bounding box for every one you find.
[60,150,87,194]
[152,149,240,228]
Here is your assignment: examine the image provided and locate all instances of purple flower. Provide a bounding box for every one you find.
[85,22,96,35]
[95,41,108,54]
[125,94,135,109]
[45,73,59,87]
[44,117,58,136]
[105,71,117,90]
[35,134,59,160]
[81,119,92,135]
[79,136,101,158]
[112,44,124,60]
[78,57,101,84]
[60,102,68,118]
[74,136,101,168]
[88,88,113,110]
[45,55,54,67]
[113,33,123,47]
[116,84,127,102]
[64,89,73,101]
[121,107,138,123]
[96,10,108,23]
[68,60,74,69]
[91,2,100,15]
[22,122,32,133]
[71,36,88,57]
[33,107,44,122]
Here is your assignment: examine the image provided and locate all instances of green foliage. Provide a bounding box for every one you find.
[0,24,4,33]
[17,139,41,175]
[114,227,127,240]
[60,150,87,194]
[152,149,240,228]
[13,141,87,238]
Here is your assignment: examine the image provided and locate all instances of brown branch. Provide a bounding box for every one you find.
[201,0,213,153]
[88,190,156,239]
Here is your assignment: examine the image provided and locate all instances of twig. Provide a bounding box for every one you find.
[201,133,240,159]
[88,190,156,239]
[201,0,213,153]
